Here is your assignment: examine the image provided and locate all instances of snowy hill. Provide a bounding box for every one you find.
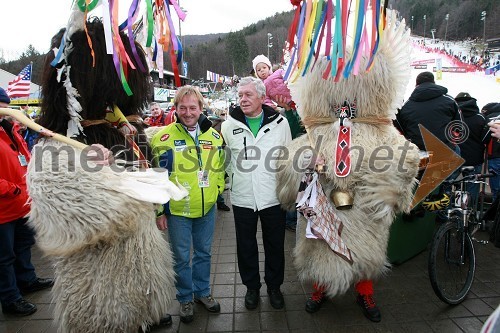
[406,36,499,108]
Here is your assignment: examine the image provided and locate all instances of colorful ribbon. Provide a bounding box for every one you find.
[286,0,389,82]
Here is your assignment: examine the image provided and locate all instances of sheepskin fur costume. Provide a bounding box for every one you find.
[27,139,175,333]
[27,16,179,332]
[276,10,420,298]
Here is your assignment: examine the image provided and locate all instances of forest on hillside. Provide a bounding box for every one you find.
[391,0,499,43]
[1,0,498,84]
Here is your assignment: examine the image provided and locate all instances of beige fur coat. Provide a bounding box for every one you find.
[276,11,420,298]
[27,139,175,333]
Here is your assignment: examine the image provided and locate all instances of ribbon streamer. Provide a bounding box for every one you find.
[286,0,388,82]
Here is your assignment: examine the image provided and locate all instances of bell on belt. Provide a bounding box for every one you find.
[330,189,354,210]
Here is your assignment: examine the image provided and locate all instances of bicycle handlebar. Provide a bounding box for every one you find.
[442,172,497,186]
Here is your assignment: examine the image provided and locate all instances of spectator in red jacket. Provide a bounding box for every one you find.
[144,102,175,127]
[0,87,53,317]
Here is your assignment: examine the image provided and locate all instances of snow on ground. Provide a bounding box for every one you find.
[208,37,499,111]
[406,37,499,108]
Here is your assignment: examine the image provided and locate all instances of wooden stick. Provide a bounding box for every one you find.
[0,107,87,150]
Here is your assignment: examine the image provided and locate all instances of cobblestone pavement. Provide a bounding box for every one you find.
[1,193,500,332]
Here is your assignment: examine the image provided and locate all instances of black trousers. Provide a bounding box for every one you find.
[232,204,285,291]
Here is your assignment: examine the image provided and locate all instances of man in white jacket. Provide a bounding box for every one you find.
[221,76,292,310]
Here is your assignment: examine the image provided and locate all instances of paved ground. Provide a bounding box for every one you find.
[1,192,500,333]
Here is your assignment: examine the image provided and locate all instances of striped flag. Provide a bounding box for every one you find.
[7,63,32,99]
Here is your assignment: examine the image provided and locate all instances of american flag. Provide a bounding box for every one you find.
[7,63,32,99]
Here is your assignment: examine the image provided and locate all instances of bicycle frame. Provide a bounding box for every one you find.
[445,207,468,265]
[427,167,495,305]
[443,173,488,265]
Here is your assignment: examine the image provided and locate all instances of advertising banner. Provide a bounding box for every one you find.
[432,67,467,73]
[154,88,176,102]
[411,59,436,66]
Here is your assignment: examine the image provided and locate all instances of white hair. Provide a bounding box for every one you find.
[238,76,266,98]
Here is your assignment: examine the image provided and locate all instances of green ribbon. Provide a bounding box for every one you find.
[145,0,154,47]
[77,0,99,12]
[120,64,133,96]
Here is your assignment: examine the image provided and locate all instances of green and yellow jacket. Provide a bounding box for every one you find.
[151,114,225,218]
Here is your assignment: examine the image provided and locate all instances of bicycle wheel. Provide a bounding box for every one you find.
[428,221,476,305]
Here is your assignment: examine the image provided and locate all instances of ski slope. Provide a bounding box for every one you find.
[406,39,499,108]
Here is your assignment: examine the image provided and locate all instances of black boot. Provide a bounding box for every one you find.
[2,299,37,316]
[305,291,326,313]
[356,294,381,322]
[267,289,284,309]
[245,289,260,309]
[141,314,172,333]
[20,277,54,294]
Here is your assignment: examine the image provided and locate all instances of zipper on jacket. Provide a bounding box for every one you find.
[243,137,247,160]
[183,125,206,216]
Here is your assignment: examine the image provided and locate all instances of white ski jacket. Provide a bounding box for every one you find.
[221,105,292,211]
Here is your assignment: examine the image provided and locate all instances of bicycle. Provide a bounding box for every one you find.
[424,166,495,305]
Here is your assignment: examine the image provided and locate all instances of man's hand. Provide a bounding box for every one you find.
[275,95,291,110]
[85,144,114,166]
[489,121,500,140]
[156,214,167,230]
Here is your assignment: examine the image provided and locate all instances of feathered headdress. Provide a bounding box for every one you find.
[285,1,411,177]
[284,0,408,86]
[51,0,186,138]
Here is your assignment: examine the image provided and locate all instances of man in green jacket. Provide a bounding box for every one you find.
[151,86,225,324]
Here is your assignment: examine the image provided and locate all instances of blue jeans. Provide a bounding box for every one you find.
[167,206,216,303]
[0,217,37,306]
[488,158,500,201]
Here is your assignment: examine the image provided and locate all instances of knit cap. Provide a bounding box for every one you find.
[252,55,272,73]
[0,87,10,104]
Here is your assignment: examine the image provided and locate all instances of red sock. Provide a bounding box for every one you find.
[355,280,373,296]
[311,282,326,301]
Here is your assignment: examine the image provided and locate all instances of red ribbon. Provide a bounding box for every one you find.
[335,119,351,177]
[287,2,302,51]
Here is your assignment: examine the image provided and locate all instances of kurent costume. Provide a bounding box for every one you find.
[24,2,187,331]
[28,141,177,332]
[276,5,419,321]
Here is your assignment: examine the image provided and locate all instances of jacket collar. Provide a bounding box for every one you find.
[229,104,280,128]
